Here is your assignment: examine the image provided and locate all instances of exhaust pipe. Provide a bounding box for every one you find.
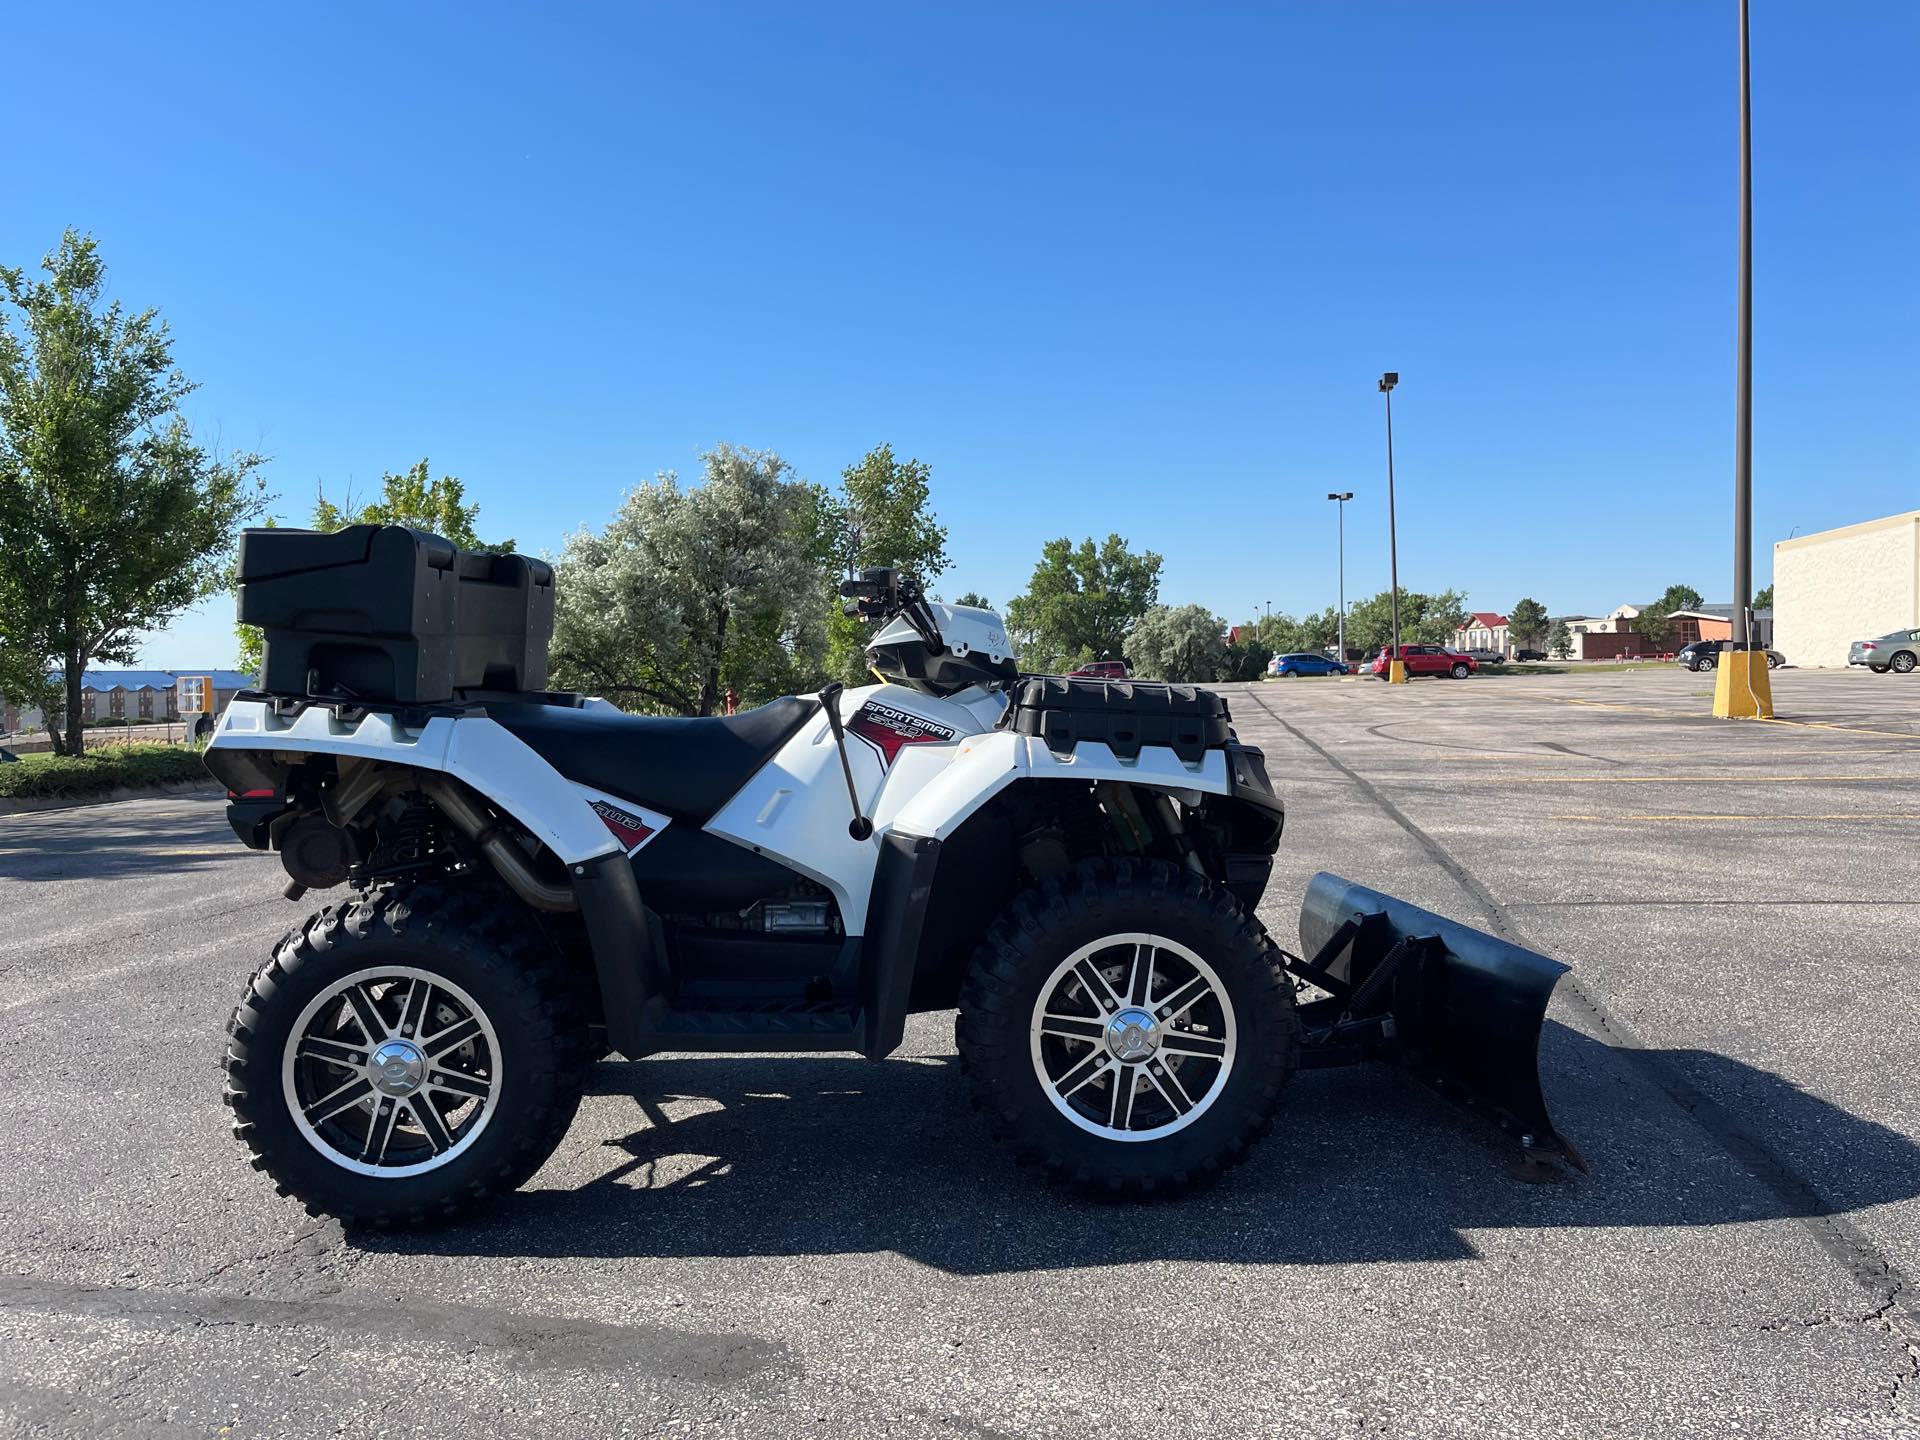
[1292,872,1580,1168]
[421,777,579,913]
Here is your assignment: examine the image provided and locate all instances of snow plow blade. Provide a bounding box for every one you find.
[1292,872,1582,1169]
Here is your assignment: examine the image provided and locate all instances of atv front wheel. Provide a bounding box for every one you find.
[957,859,1298,1196]
[224,886,589,1226]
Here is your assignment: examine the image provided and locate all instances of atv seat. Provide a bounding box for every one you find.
[487,695,819,821]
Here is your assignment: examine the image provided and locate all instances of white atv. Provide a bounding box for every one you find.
[208,527,1577,1226]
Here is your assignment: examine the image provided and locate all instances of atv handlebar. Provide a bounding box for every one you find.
[838,566,945,656]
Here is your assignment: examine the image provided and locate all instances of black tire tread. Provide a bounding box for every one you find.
[956,857,1299,1198]
[223,883,589,1228]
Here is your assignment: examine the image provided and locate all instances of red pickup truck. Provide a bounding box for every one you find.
[1368,644,1477,680]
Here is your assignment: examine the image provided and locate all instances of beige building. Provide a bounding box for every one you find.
[1774,510,1920,668]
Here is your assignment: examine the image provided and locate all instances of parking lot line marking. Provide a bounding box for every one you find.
[1755,715,1920,742]
[1418,748,1919,761]
[1549,813,1905,822]
[1478,774,1891,784]
[1469,690,1920,743]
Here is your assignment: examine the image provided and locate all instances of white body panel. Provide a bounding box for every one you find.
[213,674,1236,934]
[887,734,1229,842]
[209,698,621,865]
[703,682,991,931]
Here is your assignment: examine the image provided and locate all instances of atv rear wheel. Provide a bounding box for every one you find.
[957,859,1298,1196]
[224,885,589,1227]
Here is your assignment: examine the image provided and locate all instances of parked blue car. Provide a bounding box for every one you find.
[1267,651,1350,677]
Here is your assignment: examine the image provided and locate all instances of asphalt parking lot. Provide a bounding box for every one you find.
[2,666,1917,1439]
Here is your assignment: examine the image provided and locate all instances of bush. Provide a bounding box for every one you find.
[0,743,209,800]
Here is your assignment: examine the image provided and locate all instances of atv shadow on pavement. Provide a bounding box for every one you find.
[362,1019,1920,1274]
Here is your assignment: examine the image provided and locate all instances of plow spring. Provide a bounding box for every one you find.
[1284,873,1585,1173]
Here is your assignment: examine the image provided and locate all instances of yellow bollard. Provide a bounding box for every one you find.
[1387,660,1409,685]
[1711,648,1774,718]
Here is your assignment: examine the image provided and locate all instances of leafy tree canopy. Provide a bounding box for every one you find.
[1547,619,1574,659]
[1005,534,1163,674]
[1508,597,1551,648]
[1752,584,1773,611]
[1633,583,1704,650]
[548,444,825,716]
[0,230,265,753]
[818,444,950,685]
[235,459,512,672]
[1343,588,1471,655]
[1250,607,1342,659]
[1128,604,1228,683]
[313,459,513,553]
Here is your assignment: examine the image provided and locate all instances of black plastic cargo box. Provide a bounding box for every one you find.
[1001,676,1232,763]
[236,525,554,704]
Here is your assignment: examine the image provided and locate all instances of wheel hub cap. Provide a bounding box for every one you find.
[368,1039,425,1096]
[1105,1008,1161,1063]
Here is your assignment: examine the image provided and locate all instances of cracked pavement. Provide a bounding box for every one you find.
[1,666,1917,1437]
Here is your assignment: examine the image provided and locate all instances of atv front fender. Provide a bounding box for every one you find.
[885,731,1233,842]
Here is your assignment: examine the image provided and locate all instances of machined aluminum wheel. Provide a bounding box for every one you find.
[283,965,502,1177]
[1029,932,1237,1142]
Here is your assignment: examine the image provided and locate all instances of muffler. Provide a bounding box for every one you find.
[1290,872,1582,1170]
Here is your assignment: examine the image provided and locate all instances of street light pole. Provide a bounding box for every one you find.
[1734,0,1753,650]
[1379,373,1405,684]
[1326,491,1353,662]
[1714,0,1771,717]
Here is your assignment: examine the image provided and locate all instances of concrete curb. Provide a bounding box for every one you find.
[0,778,224,817]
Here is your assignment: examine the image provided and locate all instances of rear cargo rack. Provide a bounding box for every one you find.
[1000,676,1232,763]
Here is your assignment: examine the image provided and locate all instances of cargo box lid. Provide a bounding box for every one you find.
[237,525,458,583]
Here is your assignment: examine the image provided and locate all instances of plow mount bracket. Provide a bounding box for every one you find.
[1288,872,1583,1170]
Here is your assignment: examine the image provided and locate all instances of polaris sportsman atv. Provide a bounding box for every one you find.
[208,525,1577,1226]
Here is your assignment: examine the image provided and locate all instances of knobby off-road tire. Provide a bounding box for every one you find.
[956,859,1299,1197]
[225,885,590,1227]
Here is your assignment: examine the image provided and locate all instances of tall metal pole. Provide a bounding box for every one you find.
[1337,499,1346,660]
[1732,0,1754,649]
[1380,374,1402,661]
[1328,490,1353,661]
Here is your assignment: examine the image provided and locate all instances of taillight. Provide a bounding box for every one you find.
[1861,643,1877,651]
[227,787,279,799]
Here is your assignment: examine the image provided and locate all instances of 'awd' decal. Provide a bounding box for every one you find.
[848,701,958,769]
[582,794,667,855]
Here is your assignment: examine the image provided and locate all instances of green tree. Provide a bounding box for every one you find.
[1632,583,1703,651]
[548,444,826,716]
[1249,607,1342,660]
[1128,604,1228,682]
[952,591,991,610]
[1752,584,1774,611]
[313,459,513,552]
[1220,625,1274,681]
[1004,534,1163,674]
[235,459,513,671]
[1343,588,1471,655]
[1508,597,1551,650]
[818,444,951,685]
[0,231,266,754]
[1547,619,1574,659]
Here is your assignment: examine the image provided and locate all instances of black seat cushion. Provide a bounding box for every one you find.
[487,695,819,821]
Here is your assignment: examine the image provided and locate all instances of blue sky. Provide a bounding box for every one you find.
[2,2,1913,667]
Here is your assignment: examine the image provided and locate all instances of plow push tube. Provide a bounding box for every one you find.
[1291,872,1582,1169]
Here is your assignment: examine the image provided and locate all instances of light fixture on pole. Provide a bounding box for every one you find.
[1378,372,1406,684]
[1714,0,1772,718]
[1326,491,1353,664]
